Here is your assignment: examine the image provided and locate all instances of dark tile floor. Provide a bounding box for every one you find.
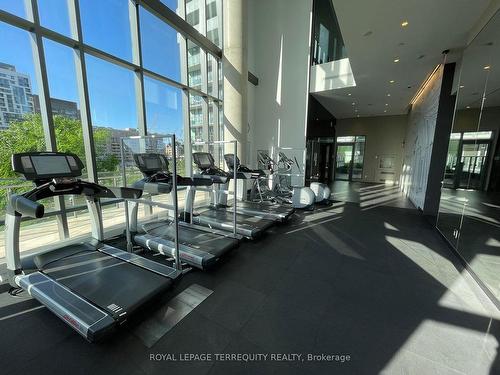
[1,182,499,375]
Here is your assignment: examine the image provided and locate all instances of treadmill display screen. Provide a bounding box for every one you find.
[144,157,162,170]
[31,155,71,176]
[194,153,213,169]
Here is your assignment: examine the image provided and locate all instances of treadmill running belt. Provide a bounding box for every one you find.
[194,208,274,238]
[225,201,294,220]
[141,221,238,253]
[41,244,172,319]
[201,208,274,226]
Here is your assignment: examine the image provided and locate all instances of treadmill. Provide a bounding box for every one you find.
[222,153,294,222]
[5,152,182,342]
[189,152,275,239]
[128,153,239,270]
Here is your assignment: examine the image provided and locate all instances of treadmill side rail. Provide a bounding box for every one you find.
[17,272,115,342]
[99,245,182,280]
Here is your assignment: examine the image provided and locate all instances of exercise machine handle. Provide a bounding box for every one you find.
[9,194,44,218]
[107,187,143,200]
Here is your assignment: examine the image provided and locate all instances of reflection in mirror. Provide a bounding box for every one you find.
[437,11,500,300]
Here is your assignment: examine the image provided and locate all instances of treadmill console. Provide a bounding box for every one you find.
[12,152,84,181]
[134,153,169,175]
[192,152,216,171]
[223,154,240,170]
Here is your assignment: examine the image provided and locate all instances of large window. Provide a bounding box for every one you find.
[206,0,222,47]
[161,0,183,15]
[144,76,184,137]
[0,0,223,257]
[38,0,72,37]
[0,21,53,257]
[187,40,204,91]
[140,7,182,82]
[86,54,139,233]
[79,0,133,62]
[0,0,30,20]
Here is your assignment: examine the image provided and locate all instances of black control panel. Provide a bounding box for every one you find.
[133,153,169,174]
[223,154,240,169]
[192,152,216,170]
[11,152,84,181]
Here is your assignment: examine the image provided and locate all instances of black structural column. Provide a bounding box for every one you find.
[424,62,457,219]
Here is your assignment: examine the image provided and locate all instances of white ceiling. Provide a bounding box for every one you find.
[314,0,492,119]
[456,10,500,109]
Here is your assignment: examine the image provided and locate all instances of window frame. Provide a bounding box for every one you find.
[0,0,223,243]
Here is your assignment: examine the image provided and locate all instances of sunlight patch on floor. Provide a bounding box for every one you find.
[310,225,365,260]
[384,222,400,231]
[386,235,498,319]
[301,205,345,223]
[382,320,497,375]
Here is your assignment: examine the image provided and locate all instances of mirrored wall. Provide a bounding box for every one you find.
[437,11,500,302]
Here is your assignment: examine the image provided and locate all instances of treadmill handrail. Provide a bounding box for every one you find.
[8,194,44,218]
[19,179,142,203]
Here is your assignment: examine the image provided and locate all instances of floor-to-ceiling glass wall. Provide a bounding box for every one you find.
[436,11,500,303]
[0,0,223,259]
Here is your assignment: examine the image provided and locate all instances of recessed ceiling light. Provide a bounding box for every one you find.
[401,21,409,27]
[385,103,389,106]
[393,58,400,63]
[484,65,491,70]
[384,110,387,113]
[389,80,395,84]
[348,93,352,96]
[387,93,391,97]
[352,102,356,105]
[466,106,471,109]
[357,115,360,118]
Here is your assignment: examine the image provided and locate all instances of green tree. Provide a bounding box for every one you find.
[0,114,119,177]
[0,114,118,212]
[0,113,45,178]
[97,154,120,172]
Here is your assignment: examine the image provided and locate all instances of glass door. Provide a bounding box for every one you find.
[352,138,365,180]
[335,143,354,181]
[443,134,461,188]
[458,141,490,190]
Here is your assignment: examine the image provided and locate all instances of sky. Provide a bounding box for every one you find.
[0,0,185,137]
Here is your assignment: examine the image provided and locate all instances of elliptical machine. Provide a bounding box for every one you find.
[255,151,315,210]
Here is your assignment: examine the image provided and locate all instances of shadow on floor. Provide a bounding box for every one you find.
[0,182,499,375]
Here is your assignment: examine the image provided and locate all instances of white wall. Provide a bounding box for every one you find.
[336,115,407,183]
[246,0,313,168]
[309,58,356,93]
[400,65,444,210]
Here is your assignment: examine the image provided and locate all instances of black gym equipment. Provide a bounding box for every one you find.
[188,152,275,239]
[5,152,182,342]
[128,153,239,270]
[222,153,294,222]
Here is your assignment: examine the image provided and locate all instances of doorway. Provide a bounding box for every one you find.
[335,143,354,180]
[458,141,489,189]
[334,136,366,181]
[443,131,493,191]
[306,138,335,184]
